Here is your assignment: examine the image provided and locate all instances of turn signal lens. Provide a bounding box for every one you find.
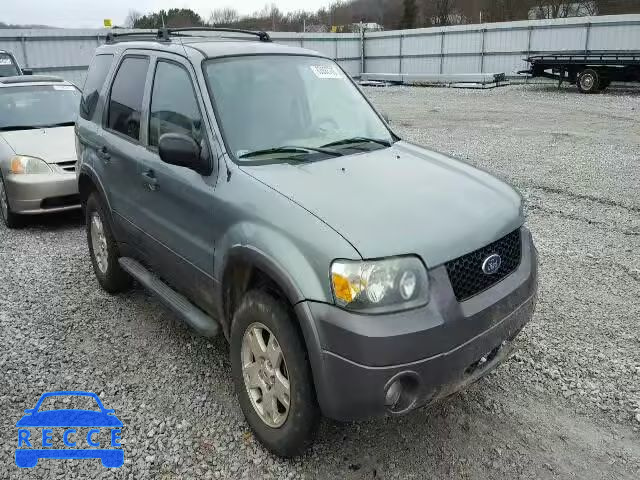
[331,273,355,304]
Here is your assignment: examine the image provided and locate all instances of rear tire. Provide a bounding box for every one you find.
[230,289,320,457]
[86,192,131,293]
[577,69,600,94]
[0,172,20,229]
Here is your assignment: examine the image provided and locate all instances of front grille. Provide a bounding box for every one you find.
[445,229,522,301]
[56,160,76,173]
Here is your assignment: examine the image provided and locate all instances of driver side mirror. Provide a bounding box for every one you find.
[22,68,33,75]
[158,133,210,175]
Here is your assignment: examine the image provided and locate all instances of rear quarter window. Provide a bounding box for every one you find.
[80,54,114,121]
[0,53,20,77]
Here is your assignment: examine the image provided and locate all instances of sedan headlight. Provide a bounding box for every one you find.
[10,155,52,174]
[331,256,429,313]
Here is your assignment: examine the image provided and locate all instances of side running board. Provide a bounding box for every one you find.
[118,257,220,337]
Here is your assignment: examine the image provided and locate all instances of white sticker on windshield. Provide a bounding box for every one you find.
[0,58,12,65]
[310,65,342,79]
[53,85,76,91]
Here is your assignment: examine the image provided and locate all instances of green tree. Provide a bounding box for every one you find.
[134,8,205,29]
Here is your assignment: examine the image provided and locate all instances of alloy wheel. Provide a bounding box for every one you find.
[241,322,291,428]
[90,212,109,273]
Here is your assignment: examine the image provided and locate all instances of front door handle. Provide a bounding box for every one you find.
[141,170,158,191]
[97,146,111,161]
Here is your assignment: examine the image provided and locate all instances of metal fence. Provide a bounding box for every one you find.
[364,14,640,78]
[0,14,638,86]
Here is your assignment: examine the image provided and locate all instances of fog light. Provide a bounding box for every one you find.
[384,380,402,407]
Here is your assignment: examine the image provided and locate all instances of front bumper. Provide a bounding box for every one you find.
[296,227,538,421]
[5,172,80,214]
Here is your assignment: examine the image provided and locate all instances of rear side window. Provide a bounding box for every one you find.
[80,54,113,121]
[107,56,149,141]
[149,61,203,148]
[0,53,20,77]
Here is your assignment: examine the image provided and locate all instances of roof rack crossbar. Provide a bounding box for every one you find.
[165,27,271,42]
[106,30,168,44]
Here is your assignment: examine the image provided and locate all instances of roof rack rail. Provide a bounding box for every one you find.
[164,27,271,42]
[106,30,168,44]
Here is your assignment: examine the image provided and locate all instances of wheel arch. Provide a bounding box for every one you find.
[78,165,117,229]
[219,246,306,336]
[220,245,328,420]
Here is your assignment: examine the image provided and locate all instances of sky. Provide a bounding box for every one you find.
[3,0,334,29]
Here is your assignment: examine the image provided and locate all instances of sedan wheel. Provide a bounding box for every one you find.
[241,322,291,428]
[0,174,19,228]
[0,177,8,220]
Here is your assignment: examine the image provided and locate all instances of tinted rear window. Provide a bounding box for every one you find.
[80,54,113,121]
[0,53,20,77]
[107,56,149,141]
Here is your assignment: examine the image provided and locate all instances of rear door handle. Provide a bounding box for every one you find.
[97,146,111,161]
[141,169,159,191]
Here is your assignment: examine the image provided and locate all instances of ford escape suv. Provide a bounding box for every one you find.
[76,28,538,457]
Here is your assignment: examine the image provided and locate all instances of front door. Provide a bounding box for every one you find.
[134,56,218,314]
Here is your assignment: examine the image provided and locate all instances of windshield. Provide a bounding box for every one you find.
[0,84,80,130]
[204,55,393,162]
[0,54,20,77]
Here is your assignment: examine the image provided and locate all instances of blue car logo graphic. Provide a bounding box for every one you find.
[15,391,123,468]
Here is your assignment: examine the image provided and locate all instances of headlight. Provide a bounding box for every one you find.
[331,256,429,313]
[10,155,52,174]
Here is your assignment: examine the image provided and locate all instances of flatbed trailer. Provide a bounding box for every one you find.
[519,51,640,93]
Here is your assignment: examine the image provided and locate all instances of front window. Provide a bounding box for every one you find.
[0,53,20,77]
[204,55,393,163]
[0,85,80,131]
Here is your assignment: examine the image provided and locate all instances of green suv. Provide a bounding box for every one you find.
[76,28,538,457]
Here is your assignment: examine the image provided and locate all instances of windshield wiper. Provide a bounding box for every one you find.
[239,145,343,159]
[321,137,392,148]
[0,125,40,131]
[40,121,76,128]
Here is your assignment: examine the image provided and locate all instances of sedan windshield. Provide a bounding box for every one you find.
[0,53,20,77]
[204,55,393,162]
[0,85,80,131]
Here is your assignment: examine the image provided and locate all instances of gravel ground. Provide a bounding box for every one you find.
[1,83,639,479]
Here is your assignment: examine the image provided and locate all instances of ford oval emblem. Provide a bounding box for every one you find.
[482,254,502,275]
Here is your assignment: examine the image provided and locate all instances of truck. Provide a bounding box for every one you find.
[519,50,640,93]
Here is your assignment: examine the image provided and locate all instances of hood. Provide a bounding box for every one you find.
[16,409,123,427]
[240,141,523,267]
[1,126,76,163]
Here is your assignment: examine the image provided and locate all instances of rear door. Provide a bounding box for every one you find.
[134,54,218,313]
[98,53,152,244]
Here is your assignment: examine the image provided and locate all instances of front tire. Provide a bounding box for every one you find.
[231,290,320,457]
[0,172,20,228]
[577,69,600,94]
[86,192,131,293]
